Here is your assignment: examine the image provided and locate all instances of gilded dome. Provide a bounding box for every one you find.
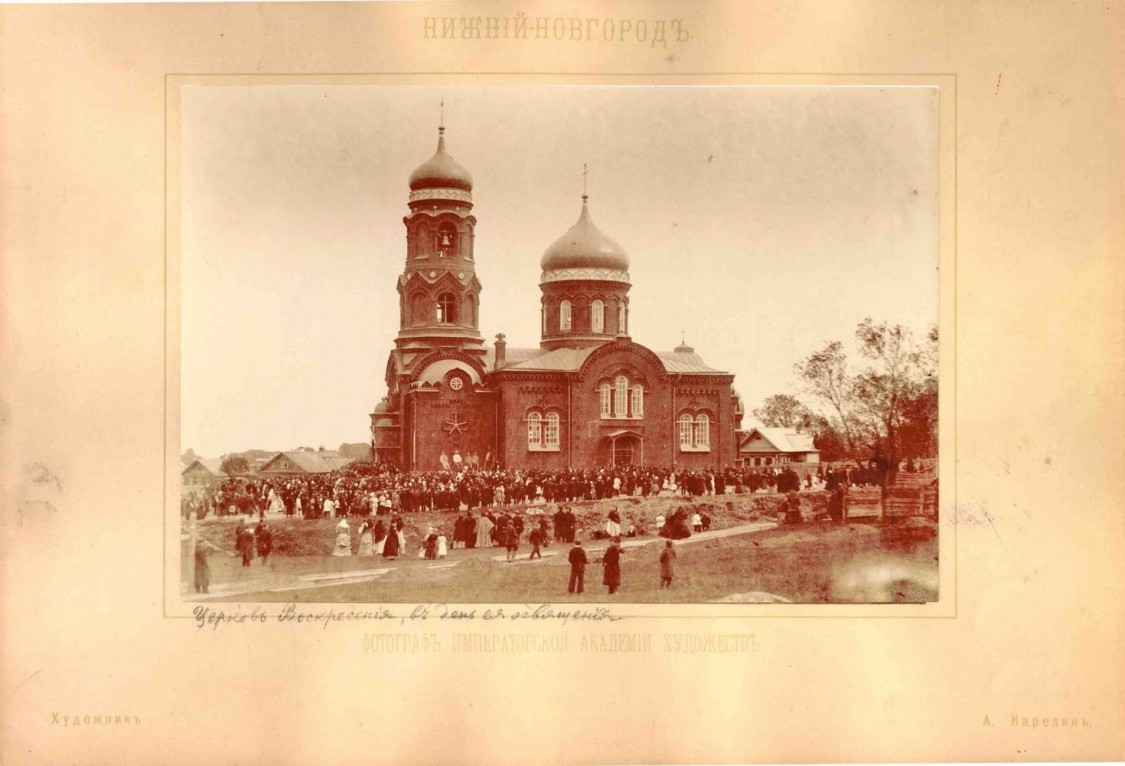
[409,128,473,192]
[540,198,630,273]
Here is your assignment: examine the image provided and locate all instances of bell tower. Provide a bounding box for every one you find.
[394,118,485,358]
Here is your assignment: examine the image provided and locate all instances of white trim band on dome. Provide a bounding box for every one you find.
[540,267,631,285]
[409,188,473,204]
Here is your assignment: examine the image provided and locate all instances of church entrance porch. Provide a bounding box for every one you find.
[604,430,644,467]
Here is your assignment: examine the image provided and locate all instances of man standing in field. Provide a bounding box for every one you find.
[567,540,587,595]
[602,537,622,595]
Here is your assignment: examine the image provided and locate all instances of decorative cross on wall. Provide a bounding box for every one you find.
[443,413,467,436]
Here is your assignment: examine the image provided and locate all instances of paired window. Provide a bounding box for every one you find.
[552,298,615,334]
[527,411,561,451]
[600,375,644,419]
[679,413,711,451]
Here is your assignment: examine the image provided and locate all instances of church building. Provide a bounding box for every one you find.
[369,123,744,471]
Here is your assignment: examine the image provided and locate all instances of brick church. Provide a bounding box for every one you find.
[369,123,744,471]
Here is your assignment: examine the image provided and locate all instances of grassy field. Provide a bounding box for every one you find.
[198,519,937,604]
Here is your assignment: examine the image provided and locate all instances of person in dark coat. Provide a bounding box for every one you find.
[193,544,210,594]
[255,523,273,564]
[236,525,254,566]
[553,507,566,543]
[567,541,587,595]
[504,525,519,563]
[659,540,676,588]
[382,523,400,559]
[602,537,622,595]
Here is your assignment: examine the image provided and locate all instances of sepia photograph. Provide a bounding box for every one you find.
[4,2,1123,763]
[176,84,940,605]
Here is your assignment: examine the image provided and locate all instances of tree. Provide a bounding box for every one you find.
[851,318,935,470]
[220,456,249,476]
[795,319,938,470]
[794,340,864,461]
[753,394,815,430]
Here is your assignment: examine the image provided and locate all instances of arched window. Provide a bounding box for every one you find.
[559,300,572,332]
[693,414,711,449]
[591,299,605,333]
[465,295,476,327]
[600,383,612,418]
[544,412,560,448]
[527,412,542,449]
[631,384,644,417]
[679,414,694,447]
[618,303,627,334]
[436,293,457,324]
[614,375,628,417]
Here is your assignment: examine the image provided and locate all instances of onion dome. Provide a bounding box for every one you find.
[409,127,473,193]
[540,196,630,275]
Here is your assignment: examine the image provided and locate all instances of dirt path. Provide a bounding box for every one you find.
[186,520,778,601]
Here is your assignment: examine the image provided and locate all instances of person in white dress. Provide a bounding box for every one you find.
[605,510,622,538]
[437,533,448,559]
[357,521,374,556]
[323,497,336,519]
[655,514,666,535]
[332,519,351,556]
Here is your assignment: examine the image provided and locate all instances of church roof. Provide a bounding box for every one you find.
[540,197,629,274]
[484,346,543,371]
[655,350,720,373]
[502,346,597,372]
[490,343,726,375]
[409,128,473,193]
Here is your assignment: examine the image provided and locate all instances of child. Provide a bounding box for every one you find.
[659,540,676,589]
[528,526,543,560]
[437,532,448,559]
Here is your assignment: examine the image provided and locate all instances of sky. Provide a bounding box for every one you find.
[179,85,938,458]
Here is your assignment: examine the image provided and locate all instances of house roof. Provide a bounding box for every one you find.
[181,458,224,476]
[740,427,818,454]
[260,450,356,474]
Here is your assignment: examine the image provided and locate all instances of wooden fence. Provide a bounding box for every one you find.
[844,473,938,521]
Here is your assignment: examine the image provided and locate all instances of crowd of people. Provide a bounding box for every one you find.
[188,456,935,598]
[181,462,832,522]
